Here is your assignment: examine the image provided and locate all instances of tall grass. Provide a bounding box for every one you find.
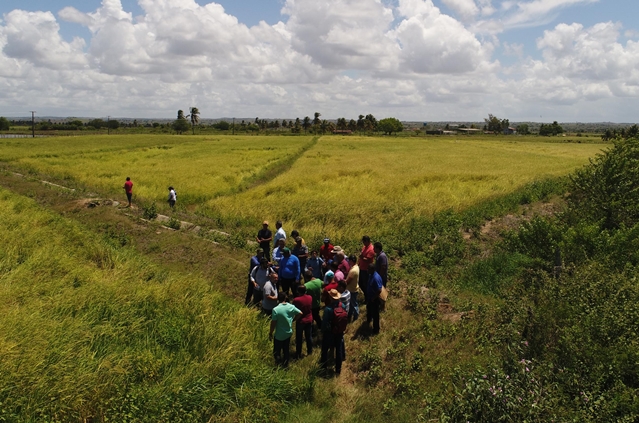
[0,188,307,422]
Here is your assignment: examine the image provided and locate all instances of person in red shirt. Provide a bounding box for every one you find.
[319,238,334,275]
[293,285,313,358]
[123,177,133,208]
[358,235,375,302]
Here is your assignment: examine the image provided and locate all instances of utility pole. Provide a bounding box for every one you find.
[107,116,110,135]
[31,111,35,138]
[232,117,235,135]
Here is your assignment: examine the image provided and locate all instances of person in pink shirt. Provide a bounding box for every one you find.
[330,261,345,283]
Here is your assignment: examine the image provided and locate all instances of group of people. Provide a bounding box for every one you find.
[247,220,389,373]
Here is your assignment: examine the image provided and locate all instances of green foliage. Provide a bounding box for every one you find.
[539,121,564,136]
[516,123,529,135]
[484,114,508,133]
[378,117,404,135]
[446,363,558,422]
[87,118,106,129]
[167,217,181,230]
[142,202,158,220]
[570,138,639,229]
[0,116,10,131]
[172,118,190,134]
[213,120,230,130]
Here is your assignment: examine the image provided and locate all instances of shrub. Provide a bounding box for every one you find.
[142,203,158,220]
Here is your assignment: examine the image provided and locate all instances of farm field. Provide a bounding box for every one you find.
[1,133,637,422]
[0,134,605,242]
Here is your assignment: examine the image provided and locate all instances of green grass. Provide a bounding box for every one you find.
[0,186,309,422]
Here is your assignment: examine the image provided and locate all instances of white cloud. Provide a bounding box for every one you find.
[441,0,480,20]
[0,0,637,122]
[393,0,492,74]
[1,10,87,70]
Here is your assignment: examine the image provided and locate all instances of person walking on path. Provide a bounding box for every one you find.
[293,285,313,359]
[366,267,384,335]
[274,220,287,246]
[167,186,176,208]
[256,221,273,261]
[344,255,360,321]
[249,256,271,306]
[374,241,388,288]
[269,293,301,368]
[358,235,375,302]
[320,289,348,375]
[303,270,323,331]
[262,273,279,317]
[123,177,133,208]
[278,247,300,296]
[245,248,265,305]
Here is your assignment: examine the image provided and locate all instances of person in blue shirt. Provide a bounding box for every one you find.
[367,267,384,335]
[272,238,286,267]
[245,248,264,306]
[305,250,324,280]
[278,247,300,296]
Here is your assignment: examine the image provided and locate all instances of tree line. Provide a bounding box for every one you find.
[171,112,404,136]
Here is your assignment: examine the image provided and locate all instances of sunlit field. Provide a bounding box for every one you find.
[209,136,604,239]
[3,134,311,203]
[0,134,604,241]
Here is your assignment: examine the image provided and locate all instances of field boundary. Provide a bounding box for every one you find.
[213,136,320,198]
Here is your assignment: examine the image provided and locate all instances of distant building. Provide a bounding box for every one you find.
[332,130,352,135]
[456,128,481,135]
[503,127,517,135]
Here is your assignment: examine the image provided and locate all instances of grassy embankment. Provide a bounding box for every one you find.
[0,186,313,422]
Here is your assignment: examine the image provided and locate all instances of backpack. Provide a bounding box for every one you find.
[331,303,348,334]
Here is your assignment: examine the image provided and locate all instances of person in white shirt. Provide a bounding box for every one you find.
[274,220,286,245]
[167,186,177,208]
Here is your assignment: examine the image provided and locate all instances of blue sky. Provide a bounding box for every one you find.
[1,0,638,121]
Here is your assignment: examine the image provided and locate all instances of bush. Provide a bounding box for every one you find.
[167,217,181,230]
[142,203,158,220]
[570,138,639,229]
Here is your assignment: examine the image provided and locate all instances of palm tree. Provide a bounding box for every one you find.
[313,112,321,133]
[302,116,311,134]
[177,110,186,120]
[320,120,330,134]
[187,107,200,135]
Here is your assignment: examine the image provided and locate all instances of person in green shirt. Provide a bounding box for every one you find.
[303,269,323,331]
[269,293,301,368]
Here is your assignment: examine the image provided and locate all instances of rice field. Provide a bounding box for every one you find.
[0,134,605,240]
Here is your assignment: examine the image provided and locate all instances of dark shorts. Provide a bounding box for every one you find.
[126,192,132,202]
